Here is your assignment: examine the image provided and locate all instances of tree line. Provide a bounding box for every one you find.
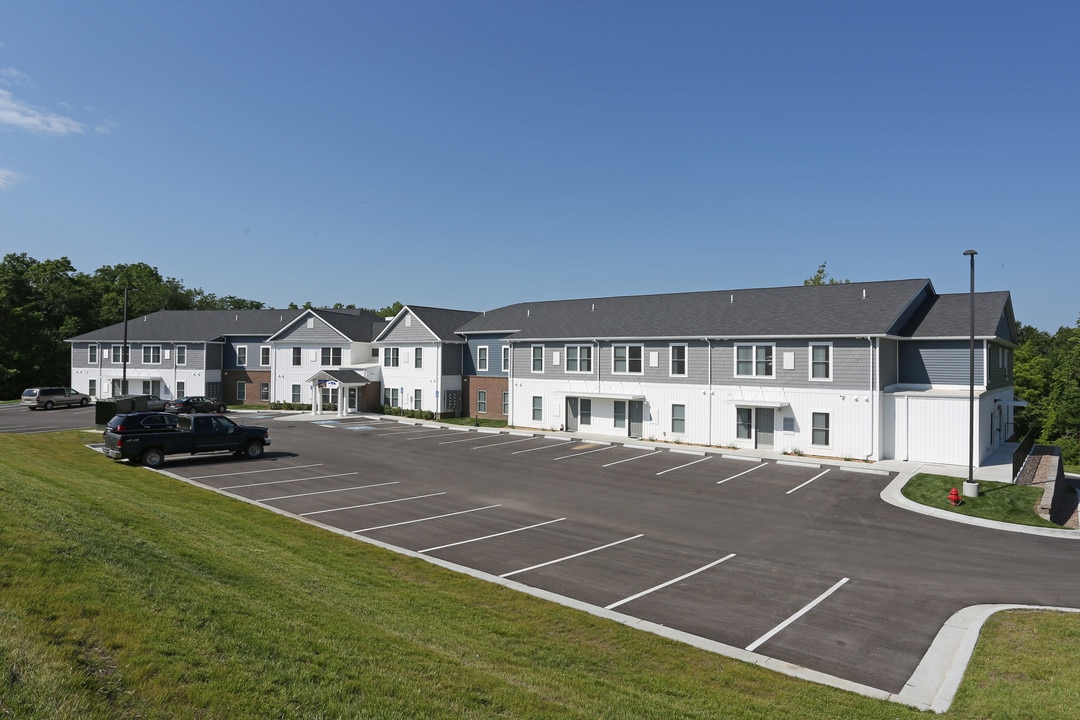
[3,253,1077,463]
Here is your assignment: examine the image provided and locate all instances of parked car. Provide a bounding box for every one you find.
[103,411,179,440]
[143,395,167,411]
[102,413,270,468]
[164,396,226,414]
[21,386,91,410]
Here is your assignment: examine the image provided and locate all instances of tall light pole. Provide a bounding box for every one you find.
[963,250,979,498]
[121,286,130,396]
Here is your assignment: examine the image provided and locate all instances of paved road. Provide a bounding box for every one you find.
[96,413,1080,704]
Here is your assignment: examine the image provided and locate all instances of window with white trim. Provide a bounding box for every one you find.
[236,346,247,367]
[580,398,592,425]
[812,412,830,446]
[177,381,185,397]
[565,345,592,373]
[88,379,96,397]
[477,346,488,372]
[236,382,246,402]
[111,344,130,364]
[261,346,271,366]
[502,346,510,372]
[383,348,399,367]
[735,344,774,378]
[613,344,643,374]
[810,343,831,380]
[502,391,509,415]
[736,408,752,439]
[260,383,270,402]
[414,388,422,409]
[321,347,341,366]
[671,404,686,434]
[291,384,301,403]
[670,344,687,376]
[292,347,301,366]
[531,345,544,373]
[176,345,186,366]
[477,390,487,414]
[88,344,98,364]
[532,395,543,421]
[384,387,399,407]
[614,401,626,429]
[414,347,423,369]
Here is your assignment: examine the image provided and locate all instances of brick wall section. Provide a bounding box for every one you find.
[462,376,509,419]
[223,370,271,405]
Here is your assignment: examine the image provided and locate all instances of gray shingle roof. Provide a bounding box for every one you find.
[68,309,308,343]
[385,306,480,343]
[899,291,1016,342]
[457,279,936,340]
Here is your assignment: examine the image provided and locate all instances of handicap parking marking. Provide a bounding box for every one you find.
[605,553,737,610]
[500,533,644,578]
[342,425,377,431]
[745,576,850,651]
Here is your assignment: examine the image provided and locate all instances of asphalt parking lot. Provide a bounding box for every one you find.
[0,401,99,433]
[92,412,1080,703]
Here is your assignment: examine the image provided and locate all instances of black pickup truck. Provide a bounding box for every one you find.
[103,413,271,468]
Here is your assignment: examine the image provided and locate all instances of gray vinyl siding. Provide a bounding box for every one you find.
[465,335,509,377]
[987,343,1012,390]
[879,339,899,388]
[277,318,346,343]
[898,340,983,385]
[595,340,709,383]
[711,339,872,389]
[381,314,438,343]
[71,343,96,367]
[224,336,266,369]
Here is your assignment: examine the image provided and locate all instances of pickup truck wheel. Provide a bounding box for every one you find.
[44,401,54,410]
[242,441,264,459]
[140,448,165,469]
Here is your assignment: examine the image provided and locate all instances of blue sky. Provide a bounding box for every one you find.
[2,1,1077,331]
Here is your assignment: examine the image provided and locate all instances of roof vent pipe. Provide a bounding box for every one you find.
[591,303,595,311]
[527,309,531,317]
[730,294,734,304]
[862,289,867,300]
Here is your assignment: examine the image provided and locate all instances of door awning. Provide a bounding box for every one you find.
[554,392,646,402]
[731,400,790,409]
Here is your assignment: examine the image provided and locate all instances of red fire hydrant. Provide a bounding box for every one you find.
[948,487,962,506]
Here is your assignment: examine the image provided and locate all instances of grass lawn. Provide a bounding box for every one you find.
[901,473,1063,528]
[2,433,1079,718]
[440,416,509,428]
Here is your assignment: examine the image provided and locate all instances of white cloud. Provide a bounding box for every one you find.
[0,87,84,135]
[95,118,118,134]
[0,67,32,86]
[0,168,23,190]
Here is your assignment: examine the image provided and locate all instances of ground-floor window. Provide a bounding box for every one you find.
[614,401,626,429]
[502,391,509,415]
[321,387,338,406]
[477,390,487,414]
[736,408,752,439]
[88,379,96,397]
[236,382,246,402]
[260,383,270,402]
[812,412,830,446]
[580,398,592,425]
[291,384,301,403]
[176,381,185,397]
[672,404,685,434]
[414,388,422,410]
[532,396,542,421]
[384,388,399,407]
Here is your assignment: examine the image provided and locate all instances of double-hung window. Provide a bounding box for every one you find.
[414,347,423,369]
[88,344,98,364]
[532,396,543,421]
[565,345,592,373]
[292,347,302,366]
[531,345,544,373]
[176,345,186,366]
[111,344,129,364]
[671,404,686,434]
[261,346,271,366]
[236,382,246,402]
[321,347,341,365]
[236,346,247,367]
[812,412,830,446]
[260,383,270,402]
[502,391,509,415]
[613,344,643,374]
[736,408,753,439]
[143,345,162,364]
[580,398,592,425]
[291,384,301,403]
[810,343,831,381]
[414,389,422,410]
[502,346,510,372]
[383,348,399,367]
[735,344,774,378]
[670,344,687,376]
[477,390,487,414]
[477,346,488,372]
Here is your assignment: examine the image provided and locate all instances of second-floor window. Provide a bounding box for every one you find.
[261,346,271,366]
[321,347,341,365]
[810,343,831,380]
[143,345,161,364]
[384,348,399,367]
[735,344,774,378]
[88,344,98,364]
[502,346,510,372]
[670,344,687,376]
[531,345,544,373]
[292,347,302,366]
[566,345,592,373]
[111,344,130,364]
[477,346,488,371]
[176,345,187,366]
[414,347,423,369]
[236,346,247,366]
[613,344,643,374]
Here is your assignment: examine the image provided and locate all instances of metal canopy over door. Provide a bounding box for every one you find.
[755,408,775,449]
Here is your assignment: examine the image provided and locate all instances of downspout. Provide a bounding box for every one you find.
[507,341,513,425]
[869,337,875,461]
[706,338,713,446]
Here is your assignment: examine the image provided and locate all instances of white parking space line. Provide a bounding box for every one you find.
[511,438,573,454]
[407,431,476,441]
[471,437,536,449]
[260,481,399,502]
[602,451,662,468]
[656,455,712,476]
[188,463,324,480]
[745,577,850,652]
[500,534,644,578]
[420,518,565,553]
[300,492,446,517]
[354,504,502,533]
[785,469,832,495]
[605,553,737,610]
[716,462,767,485]
[553,444,616,461]
[378,428,445,438]
[220,471,359,490]
[438,434,493,445]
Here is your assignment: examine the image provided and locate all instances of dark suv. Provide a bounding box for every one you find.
[164,396,226,414]
[103,412,179,439]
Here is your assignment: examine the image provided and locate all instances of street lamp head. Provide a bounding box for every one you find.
[963,249,977,256]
